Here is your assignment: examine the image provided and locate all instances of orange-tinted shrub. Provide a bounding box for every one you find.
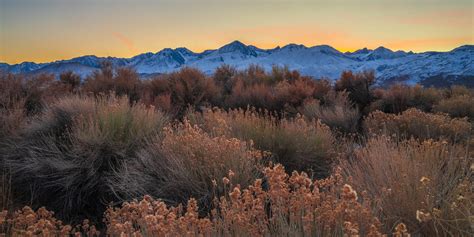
[105,164,385,237]
[274,78,316,115]
[82,62,115,95]
[312,78,332,102]
[369,84,442,114]
[0,207,99,236]
[113,67,142,102]
[226,79,276,111]
[335,70,375,111]
[167,67,220,117]
[83,63,142,102]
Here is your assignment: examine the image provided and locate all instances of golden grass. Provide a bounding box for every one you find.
[341,136,473,236]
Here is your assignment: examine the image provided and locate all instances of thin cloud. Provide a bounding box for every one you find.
[111,32,137,53]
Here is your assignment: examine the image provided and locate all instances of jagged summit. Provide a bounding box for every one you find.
[218,40,257,56]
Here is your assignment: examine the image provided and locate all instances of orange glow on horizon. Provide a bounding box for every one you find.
[1,0,472,64]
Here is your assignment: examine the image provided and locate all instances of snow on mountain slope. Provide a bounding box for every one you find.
[27,62,99,78]
[131,48,187,74]
[187,41,264,74]
[2,41,472,86]
[354,45,473,85]
[6,62,46,74]
[0,63,9,72]
[346,47,413,61]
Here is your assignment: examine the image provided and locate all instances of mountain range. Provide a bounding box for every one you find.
[1,41,473,86]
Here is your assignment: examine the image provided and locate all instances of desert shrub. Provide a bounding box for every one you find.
[0,73,61,138]
[411,86,443,111]
[213,64,237,96]
[312,78,332,102]
[273,78,317,115]
[83,64,142,102]
[1,95,168,222]
[82,62,115,95]
[105,164,386,237]
[342,136,473,236]
[59,71,82,93]
[268,65,301,84]
[0,74,28,137]
[0,99,26,139]
[226,79,277,111]
[302,91,360,133]
[238,64,268,85]
[434,94,474,120]
[364,108,471,142]
[166,67,220,117]
[113,67,142,102]
[335,70,375,112]
[445,85,472,98]
[112,121,262,209]
[188,108,335,177]
[369,85,442,114]
[139,76,172,111]
[226,76,324,115]
[0,73,25,111]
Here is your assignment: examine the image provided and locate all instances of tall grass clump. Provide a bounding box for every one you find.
[1,95,168,222]
[188,108,335,177]
[341,136,473,236]
[302,91,360,134]
[364,108,471,142]
[105,164,387,237]
[112,121,263,209]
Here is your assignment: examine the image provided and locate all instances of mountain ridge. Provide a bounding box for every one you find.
[1,41,473,86]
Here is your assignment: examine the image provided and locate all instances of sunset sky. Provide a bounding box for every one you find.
[1,0,473,64]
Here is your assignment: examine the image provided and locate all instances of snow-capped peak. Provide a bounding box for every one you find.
[310,45,342,55]
[218,40,257,56]
[280,43,307,51]
[175,47,196,57]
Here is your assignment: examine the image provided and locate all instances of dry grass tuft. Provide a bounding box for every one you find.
[341,136,473,236]
[111,120,263,209]
[1,95,168,222]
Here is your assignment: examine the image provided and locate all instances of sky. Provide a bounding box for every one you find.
[0,0,473,64]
